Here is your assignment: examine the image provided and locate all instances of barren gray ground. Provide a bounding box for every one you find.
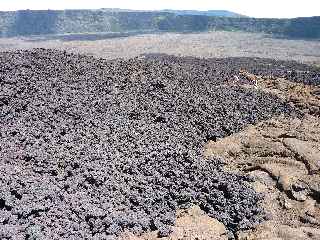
[1,31,320,240]
[3,49,317,240]
[0,31,320,65]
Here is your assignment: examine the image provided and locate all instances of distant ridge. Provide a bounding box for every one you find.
[162,9,247,18]
[99,8,246,17]
[0,9,319,39]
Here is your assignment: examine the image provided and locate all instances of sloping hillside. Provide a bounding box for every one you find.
[0,9,319,39]
[0,10,170,37]
[162,9,246,17]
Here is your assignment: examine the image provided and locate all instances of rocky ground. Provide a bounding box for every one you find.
[118,56,320,240]
[0,49,319,239]
[204,72,320,240]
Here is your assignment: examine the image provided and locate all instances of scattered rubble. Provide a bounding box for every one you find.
[1,49,319,239]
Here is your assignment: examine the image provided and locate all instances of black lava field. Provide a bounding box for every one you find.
[0,49,317,239]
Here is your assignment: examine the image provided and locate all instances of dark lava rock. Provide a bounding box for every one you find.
[143,53,320,86]
[0,49,305,239]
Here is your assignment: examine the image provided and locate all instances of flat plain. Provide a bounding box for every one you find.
[0,31,320,65]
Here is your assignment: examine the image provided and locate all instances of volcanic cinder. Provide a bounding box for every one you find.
[1,49,316,239]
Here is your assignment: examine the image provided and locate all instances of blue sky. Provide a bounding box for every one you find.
[0,0,319,18]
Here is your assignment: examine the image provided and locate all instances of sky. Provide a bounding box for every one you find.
[0,0,319,18]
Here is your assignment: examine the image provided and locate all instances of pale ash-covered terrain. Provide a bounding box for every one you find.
[0,31,320,65]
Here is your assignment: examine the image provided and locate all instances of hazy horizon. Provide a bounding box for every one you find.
[0,0,319,18]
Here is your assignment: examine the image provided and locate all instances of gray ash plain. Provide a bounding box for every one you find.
[0,49,316,239]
